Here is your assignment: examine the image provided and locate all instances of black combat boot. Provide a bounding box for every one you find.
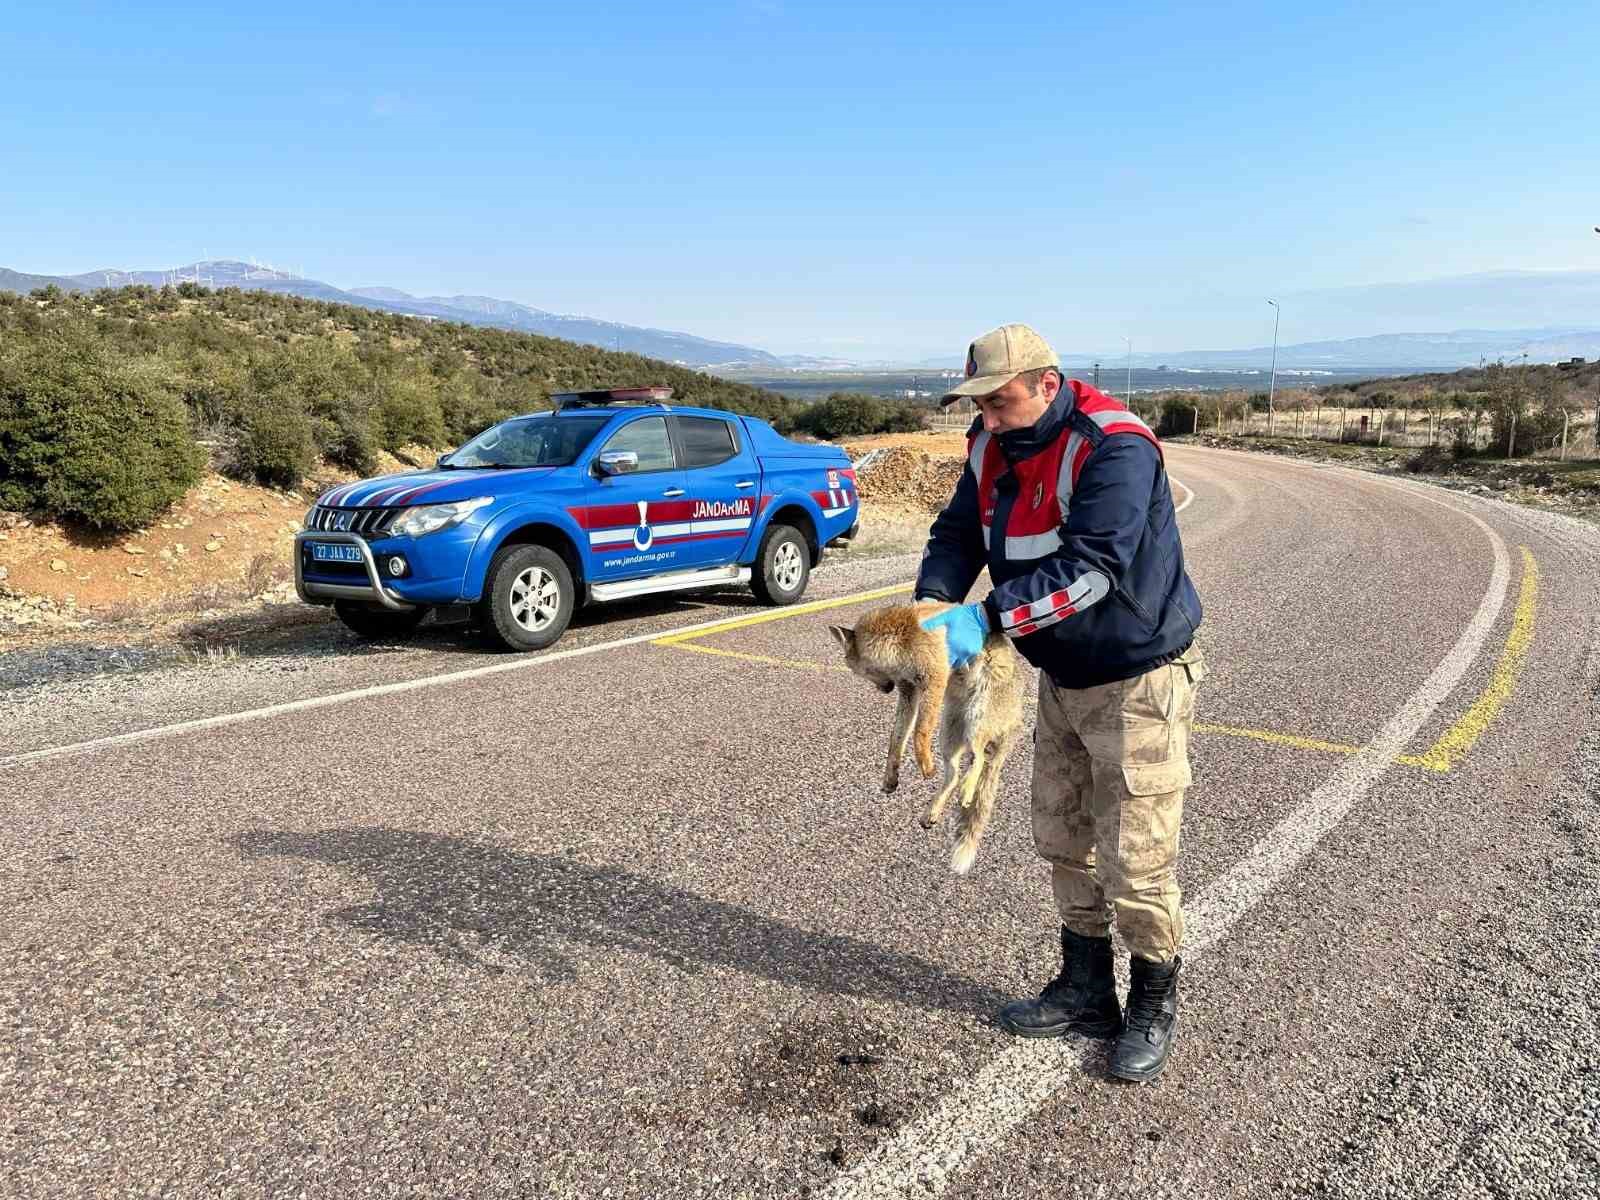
[997,927,1122,1039]
[1110,955,1180,1082]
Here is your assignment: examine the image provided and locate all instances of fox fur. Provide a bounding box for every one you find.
[829,601,1025,874]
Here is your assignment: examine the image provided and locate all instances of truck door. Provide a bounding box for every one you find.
[581,414,692,582]
[669,413,760,569]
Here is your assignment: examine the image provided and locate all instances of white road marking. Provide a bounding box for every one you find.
[0,583,905,771]
[1172,474,1194,513]
[823,507,1511,1199]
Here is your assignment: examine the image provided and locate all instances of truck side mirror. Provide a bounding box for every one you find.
[436,454,451,469]
[596,450,639,476]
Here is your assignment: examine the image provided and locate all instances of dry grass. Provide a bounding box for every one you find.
[175,643,241,669]
[834,502,933,560]
[243,551,285,597]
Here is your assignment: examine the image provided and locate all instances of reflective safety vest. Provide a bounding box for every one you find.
[916,379,1202,688]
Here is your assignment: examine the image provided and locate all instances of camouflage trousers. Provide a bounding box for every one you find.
[1031,645,1206,963]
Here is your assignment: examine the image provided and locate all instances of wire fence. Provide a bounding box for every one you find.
[929,399,976,429]
[1181,405,1599,459]
[929,397,1600,459]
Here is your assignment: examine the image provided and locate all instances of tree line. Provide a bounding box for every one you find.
[0,284,926,531]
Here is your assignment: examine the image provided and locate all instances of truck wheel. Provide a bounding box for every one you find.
[752,523,810,606]
[479,544,574,651]
[333,601,429,640]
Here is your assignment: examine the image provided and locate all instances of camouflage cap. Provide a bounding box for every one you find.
[942,323,1059,405]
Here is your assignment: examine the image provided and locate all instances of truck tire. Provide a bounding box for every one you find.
[751,523,810,606]
[479,543,575,651]
[333,601,429,640]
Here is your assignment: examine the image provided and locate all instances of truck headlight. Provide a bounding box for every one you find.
[387,496,493,538]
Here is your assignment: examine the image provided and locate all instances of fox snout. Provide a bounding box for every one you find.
[876,680,893,694]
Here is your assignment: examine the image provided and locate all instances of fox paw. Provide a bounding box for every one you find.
[882,772,900,794]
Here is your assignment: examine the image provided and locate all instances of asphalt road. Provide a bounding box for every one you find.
[3,445,1598,1200]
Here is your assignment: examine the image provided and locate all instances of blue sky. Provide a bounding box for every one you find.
[5,1,1599,360]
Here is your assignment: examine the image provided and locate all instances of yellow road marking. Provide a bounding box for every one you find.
[1406,546,1539,773]
[664,641,851,672]
[654,549,1540,777]
[650,582,912,647]
[1195,723,1362,758]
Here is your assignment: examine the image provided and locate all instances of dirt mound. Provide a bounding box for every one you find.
[852,446,964,512]
[0,466,362,645]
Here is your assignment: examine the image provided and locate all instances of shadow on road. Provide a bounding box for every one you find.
[236,826,1007,1017]
[174,585,769,664]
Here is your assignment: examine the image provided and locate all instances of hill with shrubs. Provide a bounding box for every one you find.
[0,284,927,533]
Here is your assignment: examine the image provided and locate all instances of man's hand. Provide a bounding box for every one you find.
[920,603,990,669]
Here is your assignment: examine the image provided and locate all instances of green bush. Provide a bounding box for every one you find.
[439,371,518,443]
[1155,398,1197,437]
[1405,444,1452,474]
[310,396,380,474]
[235,390,317,487]
[0,336,204,530]
[790,392,926,439]
[372,368,447,450]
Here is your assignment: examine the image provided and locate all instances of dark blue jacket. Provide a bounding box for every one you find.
[914,379,1202,689]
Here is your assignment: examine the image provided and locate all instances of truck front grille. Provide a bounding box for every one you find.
[307,506,396,537]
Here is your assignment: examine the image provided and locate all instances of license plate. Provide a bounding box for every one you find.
[310,542,364,563]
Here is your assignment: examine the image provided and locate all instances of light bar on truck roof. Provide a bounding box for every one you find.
[552,386,674,409]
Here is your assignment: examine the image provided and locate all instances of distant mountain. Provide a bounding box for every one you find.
[11,260,1600,373]
[1120,327,1600,371]
[901,327,1600,373]
[0,260,784,369]
[345,286,414,303]
[0,267,75,294]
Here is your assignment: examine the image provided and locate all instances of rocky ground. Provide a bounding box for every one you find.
[0,446,449,654]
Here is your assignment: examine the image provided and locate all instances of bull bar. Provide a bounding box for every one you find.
[293,530,417,612]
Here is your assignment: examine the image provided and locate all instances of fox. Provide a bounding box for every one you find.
[829,601,1025,874]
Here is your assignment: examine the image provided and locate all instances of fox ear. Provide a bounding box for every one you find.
[827,624,855,652]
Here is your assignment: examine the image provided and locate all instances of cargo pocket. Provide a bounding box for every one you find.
[1114,759,1189,876]
[1121,759,1191,797]
[1176,644,1208,686]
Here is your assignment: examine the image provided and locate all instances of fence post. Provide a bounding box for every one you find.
[1561,410,1570,460]
[1428,411,1435,447]
[1192,405,1199,435]
[1377,410,1386,446]
[1508,410,1517,459]
[1338,408,1345,442]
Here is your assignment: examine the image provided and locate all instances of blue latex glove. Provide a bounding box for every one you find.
[920,603,990,669]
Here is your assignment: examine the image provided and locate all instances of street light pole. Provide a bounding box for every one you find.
[1266,299,1281,432]
[1593,229,1600,457]
[1123,336,1133,402]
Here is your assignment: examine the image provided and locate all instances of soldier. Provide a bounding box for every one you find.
[916,323,1205,1082]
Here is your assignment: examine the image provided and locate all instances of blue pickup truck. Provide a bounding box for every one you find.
[294,387,860,649]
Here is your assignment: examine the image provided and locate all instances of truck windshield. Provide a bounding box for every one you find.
[445,414,611,468]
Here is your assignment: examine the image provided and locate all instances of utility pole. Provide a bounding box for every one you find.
[1266,298,1281,433]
